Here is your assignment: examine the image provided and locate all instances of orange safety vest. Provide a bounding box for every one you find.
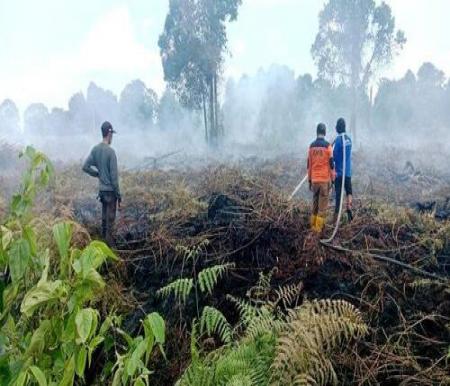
[307,137,335,183]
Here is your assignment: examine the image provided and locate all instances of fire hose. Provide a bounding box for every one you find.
[289,136,448,282]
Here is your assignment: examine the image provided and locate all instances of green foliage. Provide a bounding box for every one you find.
[157,278,194,303]
[312,0,406,89]
[178,274,368,386]
[0,147,166,385]
[111,313,166,386]
[158,0,242,143]
[200,306,232,344]
[198,263,234,295]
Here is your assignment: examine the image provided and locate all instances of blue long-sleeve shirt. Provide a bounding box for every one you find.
[333,134,352,177]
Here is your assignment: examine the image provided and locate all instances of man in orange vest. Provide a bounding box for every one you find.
[307,123,335,233]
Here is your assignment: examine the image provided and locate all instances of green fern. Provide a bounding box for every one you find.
[200,306,232,344]
[227,295,258,327]
[198,263,235,295]
[157,278,194,303]
[177,273,367,386]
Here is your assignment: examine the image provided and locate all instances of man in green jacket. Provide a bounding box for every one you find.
[83,121,121,246]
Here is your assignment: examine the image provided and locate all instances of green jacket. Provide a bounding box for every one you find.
[82,142,121,198]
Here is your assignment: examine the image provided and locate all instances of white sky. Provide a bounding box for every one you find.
[0,0,449,112]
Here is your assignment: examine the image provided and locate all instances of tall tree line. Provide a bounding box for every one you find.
[0,80,192,138]
[158,0,242,146]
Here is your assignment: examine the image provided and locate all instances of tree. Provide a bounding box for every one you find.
[159,0,242,146]
[257,65,299,148]
[373,70,416,134]
[416,62,446,129]
[311,0,406,142]
[119,80,158,131]
[48,107,68,136]
[68,92,91,135]
[0,99,20,137]
[23,103,50,136]
[158,89,185,131]
[86,82,119,131]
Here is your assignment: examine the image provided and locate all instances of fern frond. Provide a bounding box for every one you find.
[247,269,277,302]
[200,306,232,344]
[157,278,194,303]
[227,295,258,327]
[270,282,303,311]
[198,263,235,295]
[270,299,367,386]
[244,307,283,341]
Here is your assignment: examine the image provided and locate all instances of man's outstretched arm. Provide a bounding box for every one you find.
[82,152,99,178]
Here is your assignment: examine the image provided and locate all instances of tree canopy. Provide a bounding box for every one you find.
[311,0,406,140]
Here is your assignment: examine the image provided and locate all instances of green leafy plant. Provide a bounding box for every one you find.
[0,147,166,385]
[177,273,368,386]
[158,244,234,348]
[111,312,166,386]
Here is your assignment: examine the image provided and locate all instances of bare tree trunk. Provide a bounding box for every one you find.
[367,86,373,133]
[209,76,216,146]
[213,73,220,141]
[202,92,208,144]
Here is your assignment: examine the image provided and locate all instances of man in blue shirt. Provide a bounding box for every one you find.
[333,118,353,222]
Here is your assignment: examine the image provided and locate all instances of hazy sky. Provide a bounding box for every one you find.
[1,0,449,111]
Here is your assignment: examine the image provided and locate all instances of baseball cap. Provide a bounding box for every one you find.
[101,121,117,136]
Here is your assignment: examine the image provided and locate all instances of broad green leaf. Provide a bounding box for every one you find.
[134,378,147,386]
[21,281,64,317]
[29,366,47,386]
[73,241,117,278]
[88,336,104,366]
[99,315,114,336]
[126,339,147,377]
[15,370,28,386]
[38,250,50,285]
[53,223,73,278]
[145,313,165,345]
[83,268,106,289]
[61,313,76,343]
[25,320,51,357]
[8,239,31,283]
[112,367,123,386]
[75,308,98,344]
[23,225,37,256]
[1,226,13,250]
[58,356,75,386]
[75,347,87,377]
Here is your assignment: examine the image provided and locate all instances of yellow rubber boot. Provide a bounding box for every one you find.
[310,215,317,230]
[315,216,325,233]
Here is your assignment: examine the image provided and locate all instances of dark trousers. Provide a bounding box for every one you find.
[100,191,117,246]
[335,176,352,214]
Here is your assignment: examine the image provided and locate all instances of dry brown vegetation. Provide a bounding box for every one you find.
[1,147,449,385]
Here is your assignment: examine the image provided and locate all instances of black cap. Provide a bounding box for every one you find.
[101,121,116,137]
[336,118,346,134]
[317,123,326,136]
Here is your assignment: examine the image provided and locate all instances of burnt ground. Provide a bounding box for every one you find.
[59,153,450,385]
